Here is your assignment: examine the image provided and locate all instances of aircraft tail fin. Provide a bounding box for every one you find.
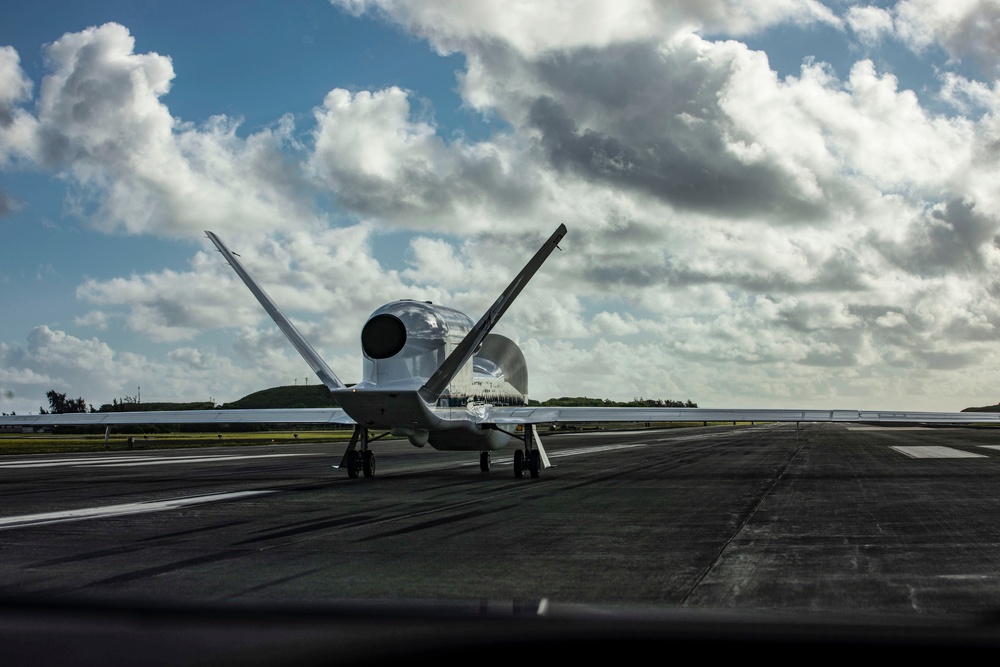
[205,231,346,391]
[418,224,567,403]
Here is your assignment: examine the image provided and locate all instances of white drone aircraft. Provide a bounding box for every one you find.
[4,224,999,478]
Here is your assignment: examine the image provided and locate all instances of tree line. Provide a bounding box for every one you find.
[528,397,697,407]
[28,388,698,416]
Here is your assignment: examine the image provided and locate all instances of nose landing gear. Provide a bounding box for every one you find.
[339,426,387,479]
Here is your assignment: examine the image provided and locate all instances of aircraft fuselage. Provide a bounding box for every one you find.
[342,299,527,450]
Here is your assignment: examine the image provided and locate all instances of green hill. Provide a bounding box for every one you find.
[962,404,1000,412]
[98,401,215,412]
[222,385,339,409]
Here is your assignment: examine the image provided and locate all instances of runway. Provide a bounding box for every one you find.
[2,421,1000,623]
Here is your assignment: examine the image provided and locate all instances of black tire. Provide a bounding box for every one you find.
[528,450,541,478]
[513,449,524,478]
[480,451,491,472]
[362,449,376,478]
[346,450,360,479]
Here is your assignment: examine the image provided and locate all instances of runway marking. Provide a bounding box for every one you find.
[979,446,1000,453]
[655,431,755,443]
[472,443,647,467]
[478,432,747,467]
[547,443,648,459]
[0,490,275,531]
[0,452,327,469]
[890,445,986,459]
[845,425,936,430]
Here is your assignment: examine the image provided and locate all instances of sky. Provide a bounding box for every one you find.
[2,0,1000,414]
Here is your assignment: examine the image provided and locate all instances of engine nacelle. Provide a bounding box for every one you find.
[360,300,473,388]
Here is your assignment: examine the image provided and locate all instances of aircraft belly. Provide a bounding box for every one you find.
[427,426,511,452]
[334,391,441,431]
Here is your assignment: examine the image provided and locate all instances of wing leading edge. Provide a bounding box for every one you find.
[0,408,353,427]
[481,406,1000,425]
[8,406,991,429]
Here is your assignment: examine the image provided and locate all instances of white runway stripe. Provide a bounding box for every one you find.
[548,443,648,458]
[0,452,327,469]
[477,443,648,466]
[88,453,327,467]
[890,445,986,458]
[0,490,275,531]
[0,455,157,467]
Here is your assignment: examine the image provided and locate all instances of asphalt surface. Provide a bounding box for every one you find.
[3,422,1000,662]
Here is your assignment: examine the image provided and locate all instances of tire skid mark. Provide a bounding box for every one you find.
[76,550,251,588]
[356,506,514,541]
[137,519,252,543]
[229,566,328,597]
[29,544,148,568]
[235,515,379,544]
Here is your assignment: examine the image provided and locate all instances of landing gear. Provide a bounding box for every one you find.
[513,424,549,479]
[528,450,541,478]
[339,426,389,479]
[346,449,361,479]
[480,451,491,472]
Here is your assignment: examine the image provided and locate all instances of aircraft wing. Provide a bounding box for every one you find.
[0,408,354,428]
[481,406,1000,425]
[205,231,346,392]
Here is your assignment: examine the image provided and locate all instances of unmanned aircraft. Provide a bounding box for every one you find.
[4,224,999,477]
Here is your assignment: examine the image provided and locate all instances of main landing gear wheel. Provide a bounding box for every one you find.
[362,450,376,478]
[528,449,541,478]
[346,450,361,479]
[480,451,491,472]
[513,449,525,478]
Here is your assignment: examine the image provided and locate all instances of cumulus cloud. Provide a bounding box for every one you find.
[939,72,1000,114]
[592,311,642,336]
[76,264,257,343]
[846,5,895,46]
[73,310,111,330]
[0,45,32,124]
[3,23,319,238]
[0,45,39,166]
[333,0,840,57]
[308,87,543,230]
[839,1,1000,78]
[1,326,132,412]
[5,5,1000,412]
[0,325,334,414]
[873,198,1000,275]
[517,38,842,222]
[894,0,1000,78]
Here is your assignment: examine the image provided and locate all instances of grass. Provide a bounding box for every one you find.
[0,421,733,456]
[0,430,359,456]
